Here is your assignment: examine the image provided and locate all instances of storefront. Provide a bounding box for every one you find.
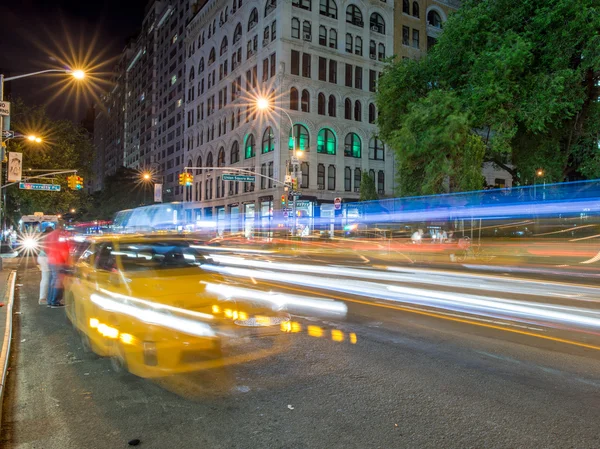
[243,203,255,239]
[229,204,240,234]
[216,207,225,237]
[260,197,273,238]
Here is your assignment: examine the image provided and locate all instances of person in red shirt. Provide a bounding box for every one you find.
[44,225,72,308]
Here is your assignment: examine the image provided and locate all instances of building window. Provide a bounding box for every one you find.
[319,57,327,81]
[301,89,310,112]
[370,13,385,34]
[261,164,267,189]
[320,0,337,18]
[328,95,336,117]
[265,0,277,16]
[369,137,385,160]
[354,66,362,89]
[291,49,300,75]
[302,53,311,77]
[292,0,312,11]
[345,63,352,87]
[412,29,420,49]
[303,20,312,41]
[354,168,361,191]
[368,103,376,123]
[301,162,309,188]
[328,165,336,190]
[196,156,203,174]
[402,26,410,46]
[233,23,242,43]
[345,33,352,53]
[317,164,325,189]
[231,141,240,163]
[427,36,438,50]
[292,17,300,39]
[218,147,226,166]
[403,0,409,14]
[378,43,385,60]
[220,36,228,55]
[377,170,384,195]
[289,124,310,152]
[290,87,299,110]
[268,161,274,188]
[428,10,443,28]
[354,100,362,121]
[412,2,420,18]
[344,98,352,119]
[262,126,275,153]
[209,48,216,65]
[245,134,256,158]
[346,5,363,26]
[369,69,377,92]
[317,128,336,155]
[355,36,362,55]
[319,26,327,46]
[370,40,376,59]
[344,133,361,158]
[270,53,276,77]
[344,167,351,191]
[329,60,337,83]
[329,29,337,48]
[318,93,326,115]
[248,7,259,30]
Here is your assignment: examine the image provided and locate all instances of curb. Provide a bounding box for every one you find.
[0,270,17,428]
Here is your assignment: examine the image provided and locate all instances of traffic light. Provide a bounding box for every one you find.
[75,176,84,190]
[281,195,286,206]
[185,173,193,186]
[291,178,298,191]
[67,175,76,190]
[178,173,185,186]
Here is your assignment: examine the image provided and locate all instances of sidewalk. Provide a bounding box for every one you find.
[0,265,17,430]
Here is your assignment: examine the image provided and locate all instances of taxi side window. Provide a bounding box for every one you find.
[95,243,117,272]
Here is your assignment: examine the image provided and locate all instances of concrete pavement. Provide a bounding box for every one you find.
[2,262,600,448]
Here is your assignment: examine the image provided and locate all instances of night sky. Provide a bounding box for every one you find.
[0,0,148,122]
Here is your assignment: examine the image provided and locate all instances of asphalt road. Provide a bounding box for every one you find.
[2,257,600,448]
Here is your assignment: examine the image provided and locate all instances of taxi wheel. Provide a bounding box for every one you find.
[110,342,128,375]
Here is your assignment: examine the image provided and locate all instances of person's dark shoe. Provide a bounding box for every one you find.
[50,304,65,308]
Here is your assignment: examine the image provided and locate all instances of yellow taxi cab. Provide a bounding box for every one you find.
[64,234,290,378]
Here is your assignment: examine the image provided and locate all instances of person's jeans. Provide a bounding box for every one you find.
[47,265,63,306]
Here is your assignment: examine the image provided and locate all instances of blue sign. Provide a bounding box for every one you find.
[19,182,61,192]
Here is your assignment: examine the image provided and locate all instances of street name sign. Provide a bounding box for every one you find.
[222,174,255,182]
[19,182,61,192]
[0,101,10,117]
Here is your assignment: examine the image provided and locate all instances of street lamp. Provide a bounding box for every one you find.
[26,135,43,143]
[534,169,545,200]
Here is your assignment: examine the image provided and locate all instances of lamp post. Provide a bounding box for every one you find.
[0,68,85,230]
[255,97,301,237]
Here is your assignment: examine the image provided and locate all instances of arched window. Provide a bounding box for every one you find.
[344,167,352,191]
[317,128,336,155]
[320,0,337,18]
[302,20,311,39]
[289,124,309,152]
[233,23,242,43]
[248,8,259,31]
[318,93,326,115]
[369,137,385,160]
[329,29,337,48]
[301,162,309,188]
[199,58,205,73]
[354,36,362,55]
[319,26,327,46]
[231,141,240,163]
[220,36,228,55]
[245,134,256,158]
[428,10,442,27]
[216,176,221,198]
[217,147,226,166]
[370,13,385,34]
[354,100,362,121]
[354,168,361,190]
[317,164,325,188]
[206,152,214,169]
[328,95,336,117]
[301,89,310,112]
[368,103,376,123]
[369,40,376,59]
[232,0,237,13]
[402,0,409,14]
[196,155,203,174]
[197,35,202,48]
[345,33,353,52]
[290,87,299,110]
[292,18,300,39]
[265,0,276,16]
[377,171,385,194]
[344,133,361,158]
[189,66,195,82]
[346,5,363,26]
[344,98,352,119]
[412,1,420,18]
[262,126,275,153]
[378,43,385,60]
[196,182,202,201]
[208,48,216,65]
[327,165,336,190]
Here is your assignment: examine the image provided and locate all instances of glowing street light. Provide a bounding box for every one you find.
[70,208,76,213]
[26,135,43,143]
[142,172,151,181]
[256,97,270,111]
[71,69,85,80]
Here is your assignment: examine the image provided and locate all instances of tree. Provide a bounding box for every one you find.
[4,101,93,225]
[359,171,378,201]
[377,0,600,190]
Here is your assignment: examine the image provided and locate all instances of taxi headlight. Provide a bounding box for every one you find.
[21,237,38,250]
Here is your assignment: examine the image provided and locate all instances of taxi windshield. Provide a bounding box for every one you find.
[116,241,208,272]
